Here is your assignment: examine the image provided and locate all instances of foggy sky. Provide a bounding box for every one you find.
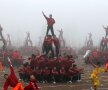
[0,0,108,47]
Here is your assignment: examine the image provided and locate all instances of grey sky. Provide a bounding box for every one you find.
[0,0,108,47]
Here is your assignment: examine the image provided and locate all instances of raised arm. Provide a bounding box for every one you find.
[42,11,48,20]
[7,57,15,75]
[8,57,18,83]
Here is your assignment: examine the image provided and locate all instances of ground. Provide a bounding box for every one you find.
[0,56,108,90]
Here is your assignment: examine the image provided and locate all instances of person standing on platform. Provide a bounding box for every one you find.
[43,35,54,58]
[42,11,55,36]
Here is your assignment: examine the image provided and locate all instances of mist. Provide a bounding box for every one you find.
[0,0,108,47]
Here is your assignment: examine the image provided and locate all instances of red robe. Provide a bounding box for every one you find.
[24,80,39,90]
[3,66,18,90]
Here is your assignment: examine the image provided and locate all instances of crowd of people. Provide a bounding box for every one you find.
[18,54,83,84]
[84,48,108,64]
[1,11,108,90]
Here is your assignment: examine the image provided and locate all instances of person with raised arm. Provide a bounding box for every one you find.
[3,57,24,90]
[103,25,108,38]
[42,11,55,36]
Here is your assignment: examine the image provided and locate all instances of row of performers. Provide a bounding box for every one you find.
[1,52,76,69]
[18,62,83,84]
[0,50,21,59]
[17,54,83,83]
[83,48,108,65]
[23,54,75,69]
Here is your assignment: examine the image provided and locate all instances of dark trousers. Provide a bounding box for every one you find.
[72,74,81,82]
[55,45,60,57]
[46,45,54,58]
[60,75,67,82]
[100,44,104,51]
[36,74,43,82]
[23,73,30,82]
[46,26,54,36]
[19,73,24,80]
[43,74,51,82]
[52,74,59,82]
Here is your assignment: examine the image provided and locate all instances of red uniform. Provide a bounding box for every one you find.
[52,69,58,75]
[30,58,36,70]
[24,79,39,90]
[53,37,60,46]
[3,66,18,90]
[12,51,21,59]
[43,14,55,26]
[60,68,66,76]
[35,69,42,75]
[43,69,50,76]
[23,66,32,75]
[92,51,98,59]
[68,67,75,76]
[71,68,80,75]
[44,37,53,46]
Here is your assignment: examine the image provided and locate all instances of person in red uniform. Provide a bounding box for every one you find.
[30,54,36,70]
[12,50,21,67]
[18,65,24,80]
[24,74,39,90]
[42,67,51,83]
[42,36,48,54]
[35,67,43,83]
[68,66,74,83]
[71,64,83,82]
[92,50,99,60]
[59,67,67,82]
[53,35,60,57]
[23,64,32,82]
[3,58,24,90]
[43,35,54,58]
[106,60,108,70]
[42,11,55,36]
[51,67,59,83]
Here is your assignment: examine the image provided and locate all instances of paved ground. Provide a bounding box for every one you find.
[0,56,108,90]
